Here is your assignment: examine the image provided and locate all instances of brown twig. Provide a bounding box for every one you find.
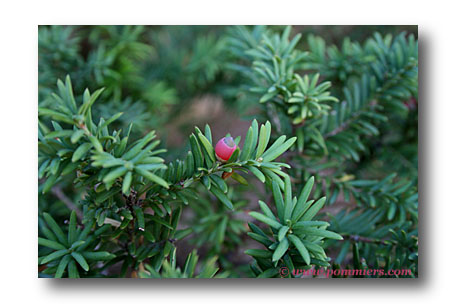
[323,100,378,139]
[344,234,390,246]
[50,186,83,220]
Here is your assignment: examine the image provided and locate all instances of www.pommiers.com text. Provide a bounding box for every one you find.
[279,267,413,278]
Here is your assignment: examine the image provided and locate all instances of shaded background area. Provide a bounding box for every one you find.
[39,25,417,152]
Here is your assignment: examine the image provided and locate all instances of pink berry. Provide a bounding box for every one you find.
[215,136,237,161]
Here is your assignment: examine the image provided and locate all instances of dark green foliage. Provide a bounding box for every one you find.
[189,190,247,253]
[138,249,228,278]
[227,25,418,277]
[39,25,418,278]
[38,211,114,278]
[246,176,342,277]
[38,75,297,278]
